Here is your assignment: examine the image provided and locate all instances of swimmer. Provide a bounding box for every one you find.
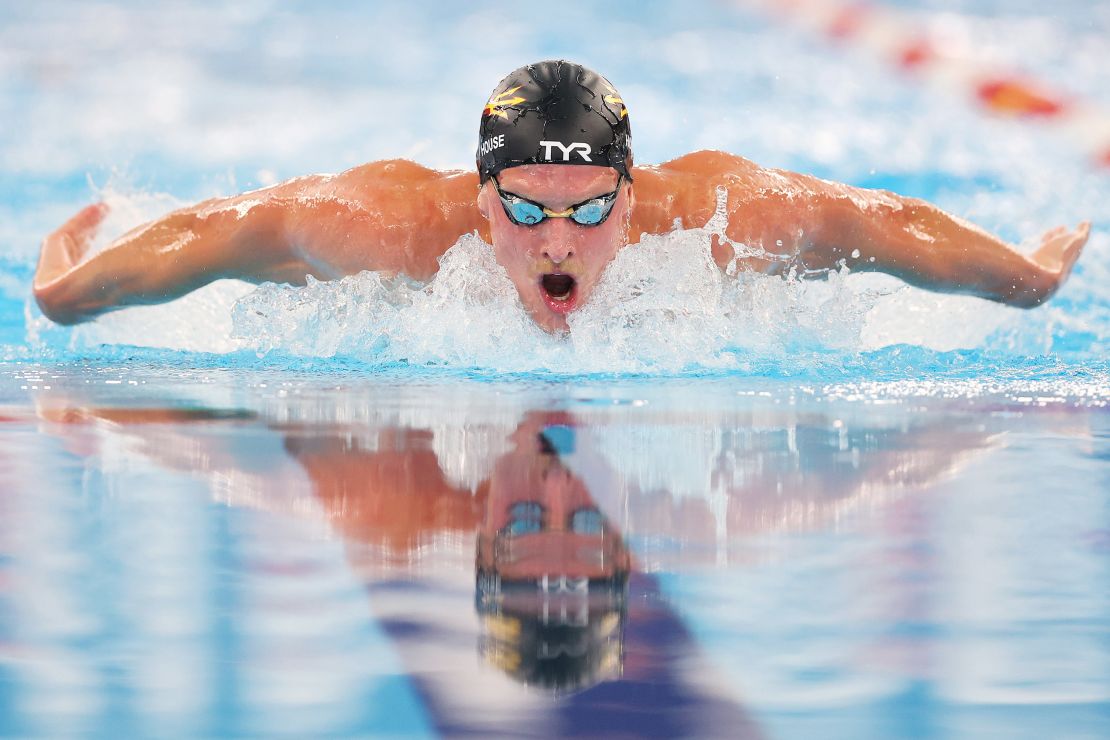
[33,59,1091,333]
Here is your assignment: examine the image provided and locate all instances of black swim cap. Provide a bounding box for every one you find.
[477,60,632,184]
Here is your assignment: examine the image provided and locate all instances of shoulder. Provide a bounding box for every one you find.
[334,159,443,189]
[629,151,763,237]
[330,159,479,201]
[629,150,765,209]
[659,149,761,173]
[636,150,762,181]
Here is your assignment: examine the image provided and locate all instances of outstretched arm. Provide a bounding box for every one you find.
[648,153,1090,308]
[33,161,484,325]
[725,161,1090,307]
[34,184,315,325]
[798,185,1089,307]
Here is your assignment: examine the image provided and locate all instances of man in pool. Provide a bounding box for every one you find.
[33,60,1090,333]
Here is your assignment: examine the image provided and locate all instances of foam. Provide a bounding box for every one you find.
[19,170,1107,374]
[222,221,1038,374]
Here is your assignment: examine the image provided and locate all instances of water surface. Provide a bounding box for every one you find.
[2,367,1108,736]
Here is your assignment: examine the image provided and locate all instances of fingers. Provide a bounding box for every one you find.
[1076,221,1091,243]
[1059,222,1090,274]
[60,232,83,265]
[1035,223,1088,261]
[35,202,109,291]
[53,202,109,260]
[35,230,77,289]
[1033,227,1069,266]
[1041,225,1066,242]
[63,202,110,250]
[1037,222,1091,296]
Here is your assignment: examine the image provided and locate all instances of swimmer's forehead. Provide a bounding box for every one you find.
[498,164,621,203]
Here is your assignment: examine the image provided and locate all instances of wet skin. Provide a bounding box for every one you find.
[477,166,631,332]
[33,151,1091,328]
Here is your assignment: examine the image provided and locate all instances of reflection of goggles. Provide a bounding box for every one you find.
[504,501,604,537]
[493,175,624,227]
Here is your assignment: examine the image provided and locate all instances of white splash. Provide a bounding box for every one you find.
[24,183,1100,372]
[231,233,563,370]
[225,214,1018,373]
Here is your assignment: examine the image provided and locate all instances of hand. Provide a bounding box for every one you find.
[33,203,109,291]
[1030,221,1090,300]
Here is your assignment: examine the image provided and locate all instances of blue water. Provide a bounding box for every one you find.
[1,0,1109,737]
[1,369,1107,737]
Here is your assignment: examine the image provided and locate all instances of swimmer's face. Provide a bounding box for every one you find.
[478,165,633,333]
[477,414,630,582]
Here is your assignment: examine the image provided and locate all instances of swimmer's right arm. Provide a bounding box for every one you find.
[33,161,485,325]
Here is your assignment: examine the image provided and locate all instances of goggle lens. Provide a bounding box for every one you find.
[494,176,622,228]
[570,201,608,226]
[507,200,545,225]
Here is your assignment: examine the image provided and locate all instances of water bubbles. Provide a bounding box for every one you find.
[228,221,886,374]
[232,233,556,369]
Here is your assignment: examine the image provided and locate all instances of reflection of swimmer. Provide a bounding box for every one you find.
[477,423,631,585]
[30,398,768,731]
[286,410,763,733]
[476,424,630,693]
[35,60,1088,334]
[38,396,1096,732]
[279,413,636,695]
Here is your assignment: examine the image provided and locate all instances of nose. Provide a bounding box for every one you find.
[537,216,579,264]
[542,241,575,264]
[544,249,573,264]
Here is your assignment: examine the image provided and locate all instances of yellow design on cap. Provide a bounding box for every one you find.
[484,86,527,119]
[603,93,628,119]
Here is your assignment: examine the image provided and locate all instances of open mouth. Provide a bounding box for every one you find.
[541,273,576,301]
[539,273,579,314]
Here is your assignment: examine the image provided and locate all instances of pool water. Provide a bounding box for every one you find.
[1,369,1107,737]
[1,0,1109,737]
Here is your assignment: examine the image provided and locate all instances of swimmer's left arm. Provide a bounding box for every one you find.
[745,172,1090,307]
[828,194,1088,306]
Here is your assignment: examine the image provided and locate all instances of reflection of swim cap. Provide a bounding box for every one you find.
[478,589,626,694]
[477,59,632,184]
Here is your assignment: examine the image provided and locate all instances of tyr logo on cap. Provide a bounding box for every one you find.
[477,60,632,184]
[539,140,593,163]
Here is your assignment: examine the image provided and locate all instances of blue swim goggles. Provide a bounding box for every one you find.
[493,175,624,227]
